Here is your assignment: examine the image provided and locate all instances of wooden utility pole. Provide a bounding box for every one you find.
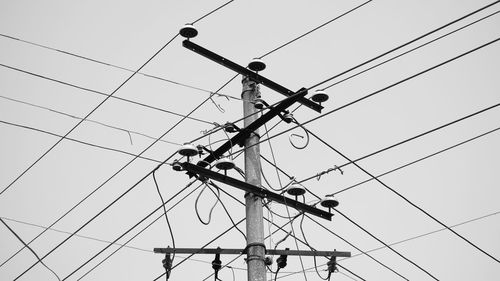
[242,77,266,281]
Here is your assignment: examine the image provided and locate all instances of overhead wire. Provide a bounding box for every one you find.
[227,36,500,160]
[0,119,163,165]
[0,32,181,197]
[258,0,373,58]
[0,94,181,146]
[0,218,61,281]
[12,81,226,279]
[297,102,500,185]
[307,0,500,90]
[303,125,500,263]
[153,168,177,270]
[0,63,213,126]
[331,125,500,196]
[320,9,500,90]
[74,180,203,280]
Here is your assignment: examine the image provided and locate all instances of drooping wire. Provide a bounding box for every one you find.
[307,0,500,90]
[207,181,247,240]
[195,182,220,225]
[0,218,61,281]
[152,168,177,272]
[289,120,310,150]
[331,125,500,196]
[299,215,328,281]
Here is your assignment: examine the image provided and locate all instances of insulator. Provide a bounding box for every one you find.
[276,248,289,269]
[178,143,198,157]
[320,196,339,208]
[215,158,235,170]
[254,98,265,109]
[179,23,198,38]
[248,58,266,72]
[283,112,293,123]
[224,123,238,133]
[286,184,306,196]
[172,161,183,171]
[311,89,329,103]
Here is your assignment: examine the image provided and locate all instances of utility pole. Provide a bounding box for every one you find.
[242,77,266,281]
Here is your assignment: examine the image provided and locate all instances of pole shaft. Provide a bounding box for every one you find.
[242,77,266,281]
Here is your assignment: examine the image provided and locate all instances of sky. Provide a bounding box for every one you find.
[0,0,499,280]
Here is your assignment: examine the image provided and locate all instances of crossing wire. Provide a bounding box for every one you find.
[0,94,181,146]
[307,0,500,90]
[0,63,213,125]
[331,125,500,195]
[0,119,163,165]
[303,126,500,264]
[298,102,500,185]
[228,36,500,160]
[0,33,180,197]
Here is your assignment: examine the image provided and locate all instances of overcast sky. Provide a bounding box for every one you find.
[0,0,499,280]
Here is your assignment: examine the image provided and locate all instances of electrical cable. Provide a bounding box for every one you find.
[75,181,203,280]
[1,33,180,198]
[0,119,163,164]
[335,264,366,281]
[5,89,213,273]
[228,36,500,159]
[0,63,213,126]
[195,183,220,225]
[153,169,177,268]
[328,209,439,280]
[298,102,500,185]
[62,180,198,280]
[259,0,373,58]
[0,94,181,146]
[347,209,500,260]
[191,0,235,24]
[331,125,500,195]
[7,51,234,274]
[304,126,500,264]
[0,216,150,253]
[0,218,61,281]
[307,0,500,90]
[0,33,243,103]
[321,9,500,90]
[207,181,247,240]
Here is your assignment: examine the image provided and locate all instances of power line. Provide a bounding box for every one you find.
[0,119,163,164]
[0,218,61,281]
[0,63,214,125]
[335,209,439,280]
[192,0,235,24]
[229,36,500,159]
[298,102,500,185]
[332,125,500,195]
[0,34,243,105]
[0,33,180,197]
[321,9,500,90]
[12,88,217,279]
[259,0,373,58]
[307,0,500,90]
[0,94,181,146]
[303,126,500,264]
[63,180,201,280]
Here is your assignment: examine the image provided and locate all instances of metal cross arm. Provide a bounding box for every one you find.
[198,88,308,168]
[154,247,351,258]
[182,40,323,113]
[181,162,333,221]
